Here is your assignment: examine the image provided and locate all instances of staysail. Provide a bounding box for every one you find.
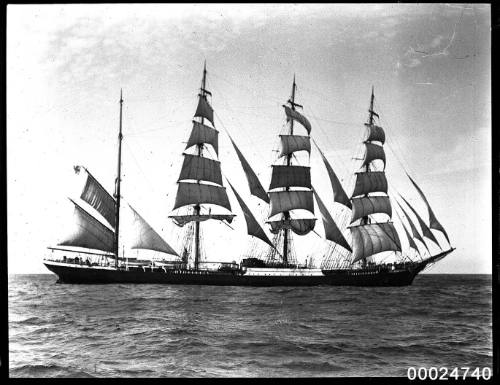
[313,189,352,252]
[58,198,115,253]
[228,135,270,204]
[75,166,116,228]
[227,180,275,249]
[400,196,441,249]
[128,205,178,256]
[395,198,430,252]
[313,141,352,209]
[406,173,450,245]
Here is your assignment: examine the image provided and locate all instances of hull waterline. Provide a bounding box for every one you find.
[43,249,454,287]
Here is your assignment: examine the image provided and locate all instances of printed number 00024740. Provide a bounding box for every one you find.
[407,367,492,380]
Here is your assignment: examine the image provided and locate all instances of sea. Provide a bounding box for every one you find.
[9,274,492,378]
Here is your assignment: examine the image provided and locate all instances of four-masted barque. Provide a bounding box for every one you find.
[43,64,455,286]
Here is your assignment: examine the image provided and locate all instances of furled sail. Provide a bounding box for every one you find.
[283,105,312,134]
[396,199,429,252]
[194,96,214,126]
[362,142,386,169]
[173,182,231,211]
[269,190,314,218]
[407,173,450,244]
[170,214,235,227]
[279,135,311,157]
[178,154,222,186]
[76,166,116,228]
[269,165,311,190]
[128,205,178,256]
[58,198,115,253]
[313,189,352,252]
[268,218,316,236]
[228,136,269,203]
[227,181,275,249]
[351,196,392,223]
[350,222,402,263]
[314,141,352,209]
[185,121,219,155]
[365,123,385,144]
[400,196,441,249]
[351,171,388,197]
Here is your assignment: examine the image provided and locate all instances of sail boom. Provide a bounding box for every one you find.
[267,218,316,236]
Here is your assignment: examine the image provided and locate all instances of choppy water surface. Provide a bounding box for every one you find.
[9,274,492,377]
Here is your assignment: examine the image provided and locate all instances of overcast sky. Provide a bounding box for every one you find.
[7,4,491,274]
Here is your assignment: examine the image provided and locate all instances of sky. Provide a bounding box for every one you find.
[7,3,491,274]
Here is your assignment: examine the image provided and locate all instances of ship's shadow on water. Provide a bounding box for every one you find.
[9,274,492,377]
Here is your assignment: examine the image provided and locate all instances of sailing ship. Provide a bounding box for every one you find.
[43,64,455,286]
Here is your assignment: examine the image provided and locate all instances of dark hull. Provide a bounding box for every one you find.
[43,249,454,286]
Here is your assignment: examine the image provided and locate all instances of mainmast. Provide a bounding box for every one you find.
[114,89,124,269]
[170,62,233,271]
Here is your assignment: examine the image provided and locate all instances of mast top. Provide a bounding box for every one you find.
[120,88,123,104]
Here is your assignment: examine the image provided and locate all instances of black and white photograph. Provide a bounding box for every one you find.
[7,3,492,378]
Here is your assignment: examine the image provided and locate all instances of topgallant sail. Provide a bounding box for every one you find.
[44,66,454,286]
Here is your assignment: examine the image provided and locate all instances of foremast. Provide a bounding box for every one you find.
[114,90,124,268]
[349,87,401,266]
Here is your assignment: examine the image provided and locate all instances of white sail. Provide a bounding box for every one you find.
[128,205,178,256]
[58,198,115,253]
[227,181,275,249]
[178,154,222,186]
[269,165,311,190]
[365,124,385,144]
[76,166,116,228]
[350,222,402,263]
[407,173,450,244]
[400,196,441,248]
[314,141,352,209]
[228,136,269,203]
[185,121,219,155]
[173,182,232,212]
[268,218,316,236]
[283,105,312,134]
[268,190,314,218]
[279,135,311,157]
[351,196,392,223]
[351,171,388,197]
[194,96,214,126]
[313,190,352,252]
[362,142,386,169]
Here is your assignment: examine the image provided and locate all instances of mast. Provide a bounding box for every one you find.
[114,89,124,269]
[360,86,375,268]
[282,76,297,266]
[193,62,207,270]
